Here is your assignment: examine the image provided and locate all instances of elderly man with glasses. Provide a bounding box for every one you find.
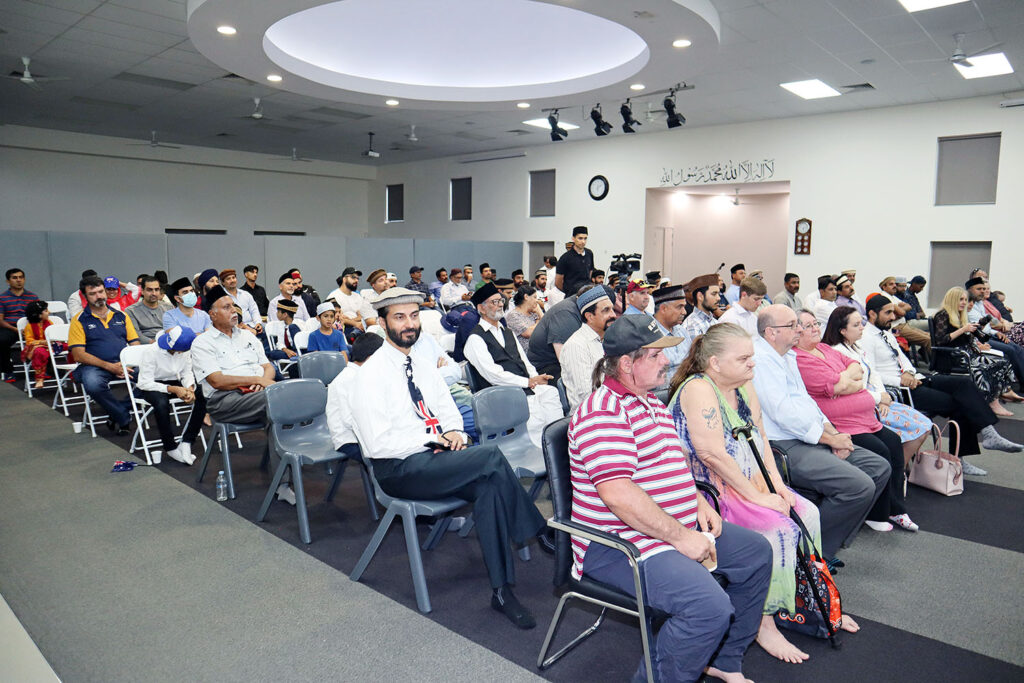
[750,304,890,564]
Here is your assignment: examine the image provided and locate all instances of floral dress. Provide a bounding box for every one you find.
[933,310,1017,402]
[671,375,821,615]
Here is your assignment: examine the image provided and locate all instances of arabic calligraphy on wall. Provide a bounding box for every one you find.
[659,159,775,186]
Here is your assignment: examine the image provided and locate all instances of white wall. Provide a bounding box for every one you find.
[0,125,374,238]
[370,95,1024,306]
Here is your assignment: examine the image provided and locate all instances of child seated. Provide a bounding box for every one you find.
[21,300,65,389]
[306,303,350,360]
[266,299,303,361]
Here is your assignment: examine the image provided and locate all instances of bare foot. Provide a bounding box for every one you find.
[757,616,809,663]
[990,401,1014,417]
[706,666,754,683]
[840,613,860,633]
[33,379,45,389]
[204,414,212,426]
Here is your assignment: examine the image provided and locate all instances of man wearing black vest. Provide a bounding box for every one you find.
[463,282,564,447]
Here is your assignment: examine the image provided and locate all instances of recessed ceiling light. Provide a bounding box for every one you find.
[266,74,282,82]
[385,98,400,106]
[954,52,1014,79]
[897,0,968,12]
[523,118,579,131]
[630,83,645,91]
[516,102,530,109]
[672,39,692,48]
[780,79,841,99]
[216,25,237,36]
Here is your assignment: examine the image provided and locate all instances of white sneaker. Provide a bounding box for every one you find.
[864,520,894,532]
[889,514,919,532]
[177,441,195,465]
[961,460,988,476]
[277,484,296,506]
[166,446,189,464]
[151,450,163,465]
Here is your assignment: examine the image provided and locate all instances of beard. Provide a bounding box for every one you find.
[386,323,421,348]
[483,308,503,323]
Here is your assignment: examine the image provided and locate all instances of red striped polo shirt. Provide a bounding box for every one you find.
[568,377,698,581]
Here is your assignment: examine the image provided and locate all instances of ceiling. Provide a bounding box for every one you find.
[1,0,1023,165]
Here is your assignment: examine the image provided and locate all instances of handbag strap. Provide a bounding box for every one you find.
[936,419,960,458]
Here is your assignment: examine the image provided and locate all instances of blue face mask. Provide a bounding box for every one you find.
[181,292,198,308]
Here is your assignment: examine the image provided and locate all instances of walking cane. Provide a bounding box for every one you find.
[731,423,841,647]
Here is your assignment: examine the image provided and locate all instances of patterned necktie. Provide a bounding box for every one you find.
[405,356,441,435]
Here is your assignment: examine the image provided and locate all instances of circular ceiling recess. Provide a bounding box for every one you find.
[263,0,649,102]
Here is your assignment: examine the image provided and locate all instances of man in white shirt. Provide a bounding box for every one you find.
[649,284,689,385]
[717,276,764,337]
[561,286,617,408]
[347,287,548,629]
[966,276,1024,382]
[440,267,472,309]
[860,295,1021,465]
[463,283,564,447]
[268,273,310,325]
[326,267,375,332]
[134,326,205,465]
[220,269,262,335]
[878,276,930,353]
[812,275,838,326]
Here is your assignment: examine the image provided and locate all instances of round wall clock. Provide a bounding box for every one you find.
[588,175,609,201]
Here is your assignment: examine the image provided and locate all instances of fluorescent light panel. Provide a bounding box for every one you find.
[523,118,580,130]
[780,79,841,99]
[898,0,968,12]
[954,52,1014,79]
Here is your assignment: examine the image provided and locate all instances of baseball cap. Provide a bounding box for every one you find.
[157,325,196,352]
[409,265,423,274]
[103,276,120,289]
[602,314,683,356]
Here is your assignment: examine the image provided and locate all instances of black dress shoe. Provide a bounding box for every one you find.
[491,586,536,629]
[536,530,556,555]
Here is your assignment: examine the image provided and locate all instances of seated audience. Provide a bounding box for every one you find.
[934,287,1020,416]
[135,325,206,465]
[901,276,927,327]
[531,268,549,306]
[717,276,765,336]
[306,303,350,359]
[268,273,310,325]
[1,267,40,382]
[440,267,472,309]
[325,333,384,489]
[773,273,802,312]
[428,268,448,303]
[505,285,543,354]
[194,269,220,309]
[69,275,141,434]
[494,278,516,313]
[267,299,302,365]
[289,268,321,316]
[126,275,173,343]
[163,277,212,334]
[404,266,435,308]
[463,264,475,291]
[560,286,617,408]
[670,322,858,664]
[589,269,605,285]
[463,283,563,447]
[240,264,269,317]
[812,275,838,326]
[860,296,1021,476]
[878,277,931,353]
[834,274,866,319]
[511,269,526,289]
[20,300,61,389]
[747,270,771,306]
[103,276,138,312]
[793,309,918,532]
[966,277,1024,369]
[623,279,654,315]
[67,269,97,319]
[724,263,745,305]
[525,290,585,379]
[571,314,772,681]
[327,267,375,332]
[474,263,495,291]
[752,305,889,557]
[650,284,689,381]
[222,269,262,336]
[824,306,932,468]
[346,287,548,629]
[385,272,398,289]
[680,274,721,356]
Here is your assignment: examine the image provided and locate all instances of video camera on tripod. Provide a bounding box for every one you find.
[609,252,642,308]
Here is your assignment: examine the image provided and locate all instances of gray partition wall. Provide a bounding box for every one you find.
[413,239,523,281]
[167,234,265,288]
[49,232,167,304]
[345,238,415,284]
[265,235,346,296]
[0,231,53,300]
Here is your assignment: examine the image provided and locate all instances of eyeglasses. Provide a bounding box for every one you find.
[768,322,798,330]
[799,321,821,329]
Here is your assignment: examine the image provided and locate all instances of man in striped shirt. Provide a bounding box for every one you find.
[569,314,771,683]
[0,268,40,381]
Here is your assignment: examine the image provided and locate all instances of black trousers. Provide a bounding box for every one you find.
[0,327,17,374]
[911,375,996,456]
[851,427,906,519]
[137,381,207,451]
[372,446,546,590]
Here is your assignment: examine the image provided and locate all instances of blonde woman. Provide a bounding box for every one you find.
[934,287,1020,416]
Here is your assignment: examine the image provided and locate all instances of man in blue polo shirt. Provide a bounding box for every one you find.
[69,275,140,433]
[1,267,40,382]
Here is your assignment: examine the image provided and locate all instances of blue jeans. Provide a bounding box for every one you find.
[988,339,1024,386]
[75,365,132,427]
[582,522,772,683]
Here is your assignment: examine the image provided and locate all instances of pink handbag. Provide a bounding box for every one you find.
[909,421,964,496]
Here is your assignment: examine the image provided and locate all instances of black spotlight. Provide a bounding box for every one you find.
[590,104,612,136]
[548,111,568,141]
[620,99,641,133]
[663,92,685,129]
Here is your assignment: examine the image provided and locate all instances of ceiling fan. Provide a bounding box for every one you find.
[909,32,1004,66]
[2,56,69,90]
[239,96,271,121]
[129,131,181,149]
[390,125,420,151]
[270,147,313,162]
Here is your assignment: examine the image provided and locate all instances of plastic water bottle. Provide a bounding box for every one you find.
[215,471,228,502]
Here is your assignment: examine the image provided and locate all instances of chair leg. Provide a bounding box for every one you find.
[220,427,236,499]
[325,459,349,502]
[234,432,243,448]
[358,463,380,521]
[518,545,531,562]
[195,426,219,483]
[400,507,433,613]
[256,459,289,523]
[422,516,451,551]
[292,460,312,544]
[537,595,607,671]
[458,514,475,538]
[350,507,397,581]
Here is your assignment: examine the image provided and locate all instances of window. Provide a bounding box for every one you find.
[386,184,404,222]
[935,133,1000,205]
[529,169,556,217]
[450,177,472,221]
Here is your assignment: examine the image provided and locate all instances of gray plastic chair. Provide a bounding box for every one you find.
[297,351,347,385]
[350,458,468,614]
[255,379,372,544]
[195,416,267,500]
[555,377,570,415]
[470,385,548,560]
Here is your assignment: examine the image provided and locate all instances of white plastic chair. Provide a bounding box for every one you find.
[419,309,445,340]
[265,320,284,349]
[46,300,69,318]
[302,317,321,333]
[46,323,82,416]
[18,316,65,397]
[292,330,310,356]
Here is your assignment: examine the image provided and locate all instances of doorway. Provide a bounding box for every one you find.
[928,241,991,308]
[527,241,555,275]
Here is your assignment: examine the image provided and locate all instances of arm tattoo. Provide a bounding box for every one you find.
[701,407,718,431]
